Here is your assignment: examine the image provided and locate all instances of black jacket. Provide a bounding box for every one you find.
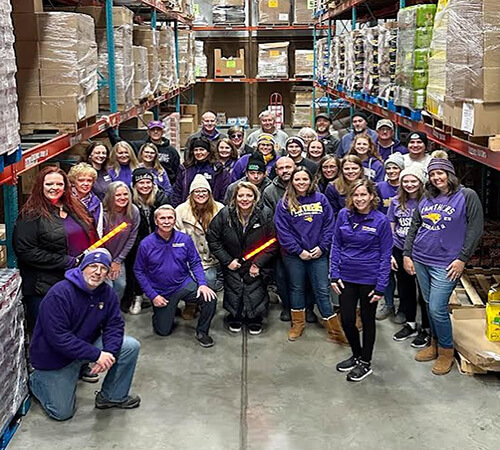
[321,133,340,155]
[13,211,95,297]
[135,190,171,242]
[207,204,277,318]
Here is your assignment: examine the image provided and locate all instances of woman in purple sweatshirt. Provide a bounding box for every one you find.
[275,167,347,345]
[137,143,172,196]
[330,179,393,382]
[108,141,139,187]
[403,157,483,376]
[348,134,384,182]
[86,141,112,201]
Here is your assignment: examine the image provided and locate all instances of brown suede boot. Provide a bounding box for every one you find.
[324,315,350,346]
[355,308,363,331]
[432,347,455,375]
[415,338,438,362]
[182,303,197,320]
[288,309,306,341]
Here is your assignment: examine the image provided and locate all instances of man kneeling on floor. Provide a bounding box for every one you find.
[134,204,217,347]
[29,249,141,421]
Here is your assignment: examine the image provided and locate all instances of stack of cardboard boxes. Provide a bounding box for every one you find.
[133,26,161,94]
[214,49,246,77]
[133,46,151,103]
[294,50,314,77]
[257,42,290,78]
[213,0,246,25]
[178,30,196,87]
[13,5,99,129]
[294,0,314,24]
[179,104,199,148]
[195,41,208,78]
[159,26,179,93]
[258,0,291,24]
[290,87,314,127]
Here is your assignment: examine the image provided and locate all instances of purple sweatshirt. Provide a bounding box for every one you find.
[387,197,418,250]
[325,183,346,217]
[274,192,335,255]
[404,187,484,268]
[330,208,393,294]
[92,168,112,201]
[376,181,399,214]
[362,157,384,182]
[80,190,104,237]
[338,128,378,157]
[30,268,124,370]
[231,153,278,183]
[151,168,172,196]
[103,205,140,263]
[377,140,408,161]
[109,164,133,186]
[134,230,206,299]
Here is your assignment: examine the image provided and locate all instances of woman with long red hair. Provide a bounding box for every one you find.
[13,166,98,332]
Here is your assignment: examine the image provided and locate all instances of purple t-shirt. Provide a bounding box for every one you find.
[387,197,418,250]
[377,181,399,215]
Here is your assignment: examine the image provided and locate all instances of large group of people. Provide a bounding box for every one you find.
[14,109,484,421]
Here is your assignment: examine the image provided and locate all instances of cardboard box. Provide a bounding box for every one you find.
[294,49,314,77]
[180,117,195,135]
[214,49,245,77]
[16,69,41,96]
[452,308,500,371]
[55,6,133,28]
[12,13,39,41]
[41,92,97,124]
[443,99,500,136]
[294,0,314,24]
[258,0,291,24]
[181,104,199,126]
[18,96,42,123]
[12,0,43,13]
[14,41,40,69]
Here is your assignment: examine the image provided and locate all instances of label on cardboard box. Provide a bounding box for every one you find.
[268,0,278,7]
[461,102,474,134]
[486,303,500,342]
[279,13,289,21]
[270,50,281,57]
[307,54,314,61]
[226,60,236,68]
[307,0,314,9]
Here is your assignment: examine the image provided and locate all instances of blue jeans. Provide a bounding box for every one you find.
[30,335,140,421]
[282,253,333,318]
[205,266,223,292]
[414,261,456,349]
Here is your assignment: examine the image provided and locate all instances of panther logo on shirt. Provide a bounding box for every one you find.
[422,212,441,225]
[304,216,313,222]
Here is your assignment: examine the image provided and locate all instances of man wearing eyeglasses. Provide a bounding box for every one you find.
[29,249,141,421]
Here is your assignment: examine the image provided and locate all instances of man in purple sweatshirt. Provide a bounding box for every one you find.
[134,205,217,347]
[29,249,141,421]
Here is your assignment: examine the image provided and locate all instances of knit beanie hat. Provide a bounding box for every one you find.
[427,158,456,176]
[399,165,426,185]
[285,136,305,152]
[132,167,154,186]
[257,133,276,146]
[384,152,405,170]
[352,110,368,122]
[192,138,211,152]
[246,153,266,173]
[406,131,428,147]
[189,173,212,193]
[80,249,112,271]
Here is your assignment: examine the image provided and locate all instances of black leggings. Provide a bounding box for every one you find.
[339,281,377,363]
[393,247,429,327]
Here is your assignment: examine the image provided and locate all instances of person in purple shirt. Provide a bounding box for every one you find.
[375,119,408,161]
[388,166,430,348]
[137,143,172,196]
[108,141,139,186]
[330,179,393,382]
[337,110,378,157]
[171,138,230,206]
[134,205,217,347]
[29,249,141,421]
[404,157,483,376]
[86,141,112,201]
[325,155,365,216]
[275,167,347,345]
[216,138,239,171]
[348,134,384,182]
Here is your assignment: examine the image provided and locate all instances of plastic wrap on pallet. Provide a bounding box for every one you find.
[177,30,196,87]
[294,50,314,77]
[258,0,291,24]
[362,26,380,97]
[213,0,246,25]
[133,46,151,102]
[159,27,178,93]
[291,105,313,127]
[294,0,314,24]
[344,30,364,93]
[96,24,134,108]
[378,22,398,102]
[193,0,213,25]
[331,35,345,88]
[395,4,436,109]
[195,40,208,78]
[257,42,289,78]
[0,0,20,155]
[0,269,28,437]
[133,26,161,95]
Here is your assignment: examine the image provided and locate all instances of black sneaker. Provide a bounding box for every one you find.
[248,323,263,335]
[95,392,141,410]
[280,309,291,322]
[411,328,430,348]
[393,324,418,341]
[228,321,243,333]
[336,356,359,372]
[346,361,373,382]
[196,333,214,348]
[79,364,100,383]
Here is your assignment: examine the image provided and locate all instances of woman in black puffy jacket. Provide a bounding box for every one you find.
[207,181,277,335]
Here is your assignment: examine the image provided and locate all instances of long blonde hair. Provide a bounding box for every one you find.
[230,181,260,225]
[333,155,364,195]
[108,141,139,174]
[103,181,133,224]
[132,183,159,208]
[138,143,165,175]
[284,167,317,213]
[189,192,218,231]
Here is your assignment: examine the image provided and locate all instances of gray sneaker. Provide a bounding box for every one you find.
[95,392,141,410]
[393,311,406,325]
[376,305,394,321]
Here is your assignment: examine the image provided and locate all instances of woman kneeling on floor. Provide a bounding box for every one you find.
[207,182,277,335]
[330,179,393,382]
[403,155,483,375]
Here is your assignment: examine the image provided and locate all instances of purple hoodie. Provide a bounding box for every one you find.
[109,164,133,186]
[362,157,384,182]
[377,140,408,161]
[325,183,346,217]
[134,230,207,299]
[275,192,335,255]
[30,268,124,370]
[231,153,278,183]
[330,208,393,294]
[376,181,399,215]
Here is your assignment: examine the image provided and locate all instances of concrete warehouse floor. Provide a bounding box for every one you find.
[10,299,500,450]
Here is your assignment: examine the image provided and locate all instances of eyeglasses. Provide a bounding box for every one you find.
[229,133,243,138]
[193,189,209,196]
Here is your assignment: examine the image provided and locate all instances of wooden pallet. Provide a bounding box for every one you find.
[449,267,500,309]
[449,127,499,150]
[455,352,488,376]
[20,115,97,136]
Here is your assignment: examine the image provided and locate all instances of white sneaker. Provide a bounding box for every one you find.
[129,298,142,315]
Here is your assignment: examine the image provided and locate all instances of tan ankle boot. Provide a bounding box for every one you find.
[182,303,197,320]
[288,309,306,341]
[324,315,349,346]
[415,338,438,362]
[432,347,454,375]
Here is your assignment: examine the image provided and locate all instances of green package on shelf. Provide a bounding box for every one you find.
[415,27,434,49]
[411,69,429,90]
[398,4,437,28]
[414,48,430,70]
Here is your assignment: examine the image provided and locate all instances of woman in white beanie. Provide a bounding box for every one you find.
[175,174,224,319]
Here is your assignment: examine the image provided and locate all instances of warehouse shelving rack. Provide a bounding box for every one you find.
[314,0,500,172]
[0,0,195,267]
